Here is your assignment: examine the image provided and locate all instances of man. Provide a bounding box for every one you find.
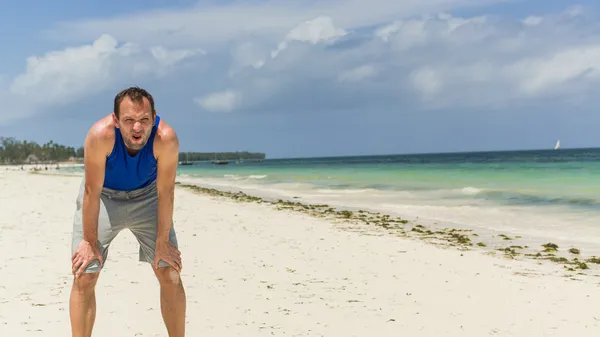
[69,87,186,337]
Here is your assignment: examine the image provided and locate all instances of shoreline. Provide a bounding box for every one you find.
[174,174,600,258]
[174,182,600,277]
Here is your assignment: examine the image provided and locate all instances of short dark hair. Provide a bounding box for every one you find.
[114,86,155,118]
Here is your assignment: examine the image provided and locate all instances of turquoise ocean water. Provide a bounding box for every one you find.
[174,148,600,252]
[61,147,600,252]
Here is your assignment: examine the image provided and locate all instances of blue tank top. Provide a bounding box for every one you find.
[103,115,160,191]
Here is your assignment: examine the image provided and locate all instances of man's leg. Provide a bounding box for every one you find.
[131,227,186,337]
[153,265,186,337]
[69,273,100,337]
[128,184,186,337]
[69,180,121,337]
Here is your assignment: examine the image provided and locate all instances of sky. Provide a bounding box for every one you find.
[0,0,599,158]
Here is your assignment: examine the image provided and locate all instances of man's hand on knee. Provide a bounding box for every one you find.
[72,240,103,278]
[153,239,182,273]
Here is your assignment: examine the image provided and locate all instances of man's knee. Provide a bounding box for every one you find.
[72,272,100,292]
[154,266,181,287]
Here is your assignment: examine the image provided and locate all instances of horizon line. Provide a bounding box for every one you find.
[265,146,600,161]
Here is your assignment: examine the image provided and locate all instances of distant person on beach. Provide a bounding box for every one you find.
[69,87,186,337]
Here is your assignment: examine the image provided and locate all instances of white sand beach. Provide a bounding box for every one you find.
[1,169,599,337]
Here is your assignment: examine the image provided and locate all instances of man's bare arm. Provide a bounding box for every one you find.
[155,128,179,241]
[81,128,109,245]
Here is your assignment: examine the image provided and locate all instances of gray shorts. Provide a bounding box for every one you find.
[71,177,178,273]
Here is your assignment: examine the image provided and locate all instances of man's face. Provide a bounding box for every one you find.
[113,97,155,152]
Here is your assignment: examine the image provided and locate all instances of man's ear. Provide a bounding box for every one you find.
[112,112,119,128]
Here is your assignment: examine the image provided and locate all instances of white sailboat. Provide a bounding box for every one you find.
[554,139,560,150]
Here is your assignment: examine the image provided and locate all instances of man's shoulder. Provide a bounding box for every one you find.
[154,118,179,153]
[84,114,115,154]
[154,118,179,160]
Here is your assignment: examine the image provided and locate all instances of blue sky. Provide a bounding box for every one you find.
[0,0,599,158]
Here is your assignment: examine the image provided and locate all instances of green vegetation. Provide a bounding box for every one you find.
[542,243,559,252]
[178,151,265,161]
[0,136,266,165]
[0,137,83,164]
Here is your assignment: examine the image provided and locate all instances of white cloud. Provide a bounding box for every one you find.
[337,64,379,82]
[271,16,346,58]
[566,5,584,17]
[151,46,205,68]
[194,90,239,112]
[229,42,269,76]
[10,34,130,102]
[374,21,402,42]
[5,2,600,123]
[522,16,543,26]
[410,67,443,97]
[0,34,202,123]
[43,0,503,47]
[387,18,429,50]
[368,7,600,109]
[375,13,490,51]
[320,8,600,111]
[508,45,600,95]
